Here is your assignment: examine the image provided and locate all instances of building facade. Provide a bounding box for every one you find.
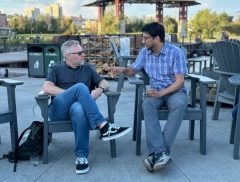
[24,7,40,20]
[45,3,63,18]
[0,11,7,27]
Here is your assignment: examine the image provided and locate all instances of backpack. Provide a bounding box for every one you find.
[1,121,44,172]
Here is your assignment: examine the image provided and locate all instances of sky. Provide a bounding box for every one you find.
[0,0,240,19]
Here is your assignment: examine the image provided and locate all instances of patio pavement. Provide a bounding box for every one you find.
[0,68,240,182]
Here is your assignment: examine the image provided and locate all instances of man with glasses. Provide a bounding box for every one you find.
[106,22,188,172]
[42,40,131,174]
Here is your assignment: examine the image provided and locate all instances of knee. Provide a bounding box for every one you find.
[142,98,156,111]
[169,100,187,112]
[74,83,89,93]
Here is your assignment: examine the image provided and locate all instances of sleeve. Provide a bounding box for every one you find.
[130,48,145,72]
[90,66,103,87]
[173,48,188,75]
[46,66,57,84]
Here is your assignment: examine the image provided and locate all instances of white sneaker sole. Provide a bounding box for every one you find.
[153,158,172,171]
[76,166,89,174]
[101,127,132,141]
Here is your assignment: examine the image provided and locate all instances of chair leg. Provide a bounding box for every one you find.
[110,140,116,158]
[42,120,49,164]
[233,99,240,159]
[188,120,195,140]
[200,84,207,155]
[212,101,221,120]
[230,118,236,144]
[133,85,139,141]
[233,128,240,159]
[136,118,142,156]
[200,119,207,155]
[136,85,144,156]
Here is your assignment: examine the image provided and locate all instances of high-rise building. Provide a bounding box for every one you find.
[45,3,63,18]
[24,7,40,20]
[0,11,7,27]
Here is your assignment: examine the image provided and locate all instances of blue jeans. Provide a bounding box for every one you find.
[142,91,188,154]
[48,83,106,158]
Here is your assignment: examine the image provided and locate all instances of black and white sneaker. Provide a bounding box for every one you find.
[143,153,155,172]
[153,151,172,171]
[100,123,131,141]
[75,157,89,174]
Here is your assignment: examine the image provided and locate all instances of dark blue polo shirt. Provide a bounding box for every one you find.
[46,63,103,92]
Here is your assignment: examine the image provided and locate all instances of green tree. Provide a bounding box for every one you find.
[189,9,218,38]
[36,15,48,33]
[163,16,177,33]
[125,16,154,33]
[100,12,119,34]
[217,12,232,31]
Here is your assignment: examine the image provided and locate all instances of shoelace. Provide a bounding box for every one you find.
[108,123,120,131]
[76,157,88,164]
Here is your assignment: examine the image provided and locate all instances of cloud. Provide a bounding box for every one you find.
[56,0,97,18]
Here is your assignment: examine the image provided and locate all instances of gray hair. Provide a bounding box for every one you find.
[61,40,80,58]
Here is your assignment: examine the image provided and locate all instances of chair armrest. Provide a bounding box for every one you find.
[229,75,240,86]
[187,74,216,85]
[104,90,120,97]
[36,90,50,99]
[35,91,50,119]
[0,78,23,86]
[213,68,238,76]
[127,76,144,85]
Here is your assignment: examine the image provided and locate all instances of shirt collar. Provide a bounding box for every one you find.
[146,42,167,56]
[65,63,80,69]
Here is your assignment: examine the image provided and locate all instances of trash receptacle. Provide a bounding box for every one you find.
[43,44,61,77]
[27,44,44,77]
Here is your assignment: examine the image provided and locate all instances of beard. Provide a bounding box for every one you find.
[145,44,154,52]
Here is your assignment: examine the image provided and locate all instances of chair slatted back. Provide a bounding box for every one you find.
[213,41,240,96]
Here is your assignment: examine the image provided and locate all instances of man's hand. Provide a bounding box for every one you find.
[91,88,103,100]
[105,67,126,75]
[103,64,126,78]
[146,89,164,98]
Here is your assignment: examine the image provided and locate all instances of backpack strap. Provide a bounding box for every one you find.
[0,121,40,172]
[12,123,35,172]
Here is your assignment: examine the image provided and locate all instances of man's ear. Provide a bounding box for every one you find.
[156,36,161,42]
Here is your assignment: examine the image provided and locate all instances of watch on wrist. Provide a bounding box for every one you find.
[98,86,105,92]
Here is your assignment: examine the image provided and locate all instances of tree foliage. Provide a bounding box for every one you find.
[189,9,233,39]
[163,16,177,33]
[125,16,154,33]
[7,14,78,34]
[100,12,119,34]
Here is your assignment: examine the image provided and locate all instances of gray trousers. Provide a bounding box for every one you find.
[142,91,188,154]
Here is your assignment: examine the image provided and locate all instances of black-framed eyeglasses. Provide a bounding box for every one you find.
[69,51,84,56]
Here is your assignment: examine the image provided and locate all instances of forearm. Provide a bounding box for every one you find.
[148,75,185,98]
[121,67,136,76]
[43,81,64,96]
[160,81,184,96]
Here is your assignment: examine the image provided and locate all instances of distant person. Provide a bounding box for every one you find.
[42,40,131,174]
[195,34,202,43]
[106,22,188,173]
[220,31,229,41]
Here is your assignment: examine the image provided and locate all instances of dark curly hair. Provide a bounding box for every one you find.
[141,22,165,42]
